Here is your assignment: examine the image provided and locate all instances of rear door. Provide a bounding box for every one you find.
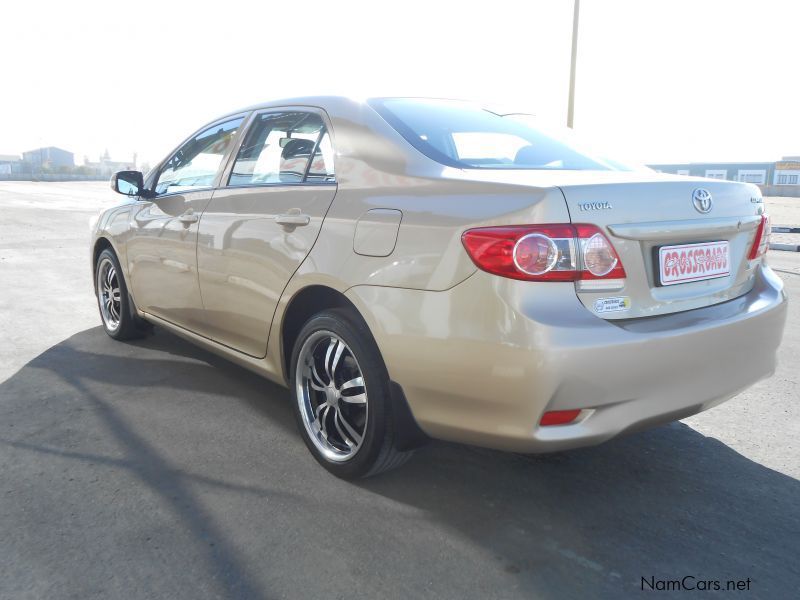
[195,108,337,357]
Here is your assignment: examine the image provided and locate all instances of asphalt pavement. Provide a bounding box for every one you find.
[1,182,798,599]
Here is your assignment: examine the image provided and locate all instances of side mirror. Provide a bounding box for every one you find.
[111,170,146,197]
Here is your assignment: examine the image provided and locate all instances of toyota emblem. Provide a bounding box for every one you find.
[692,188,713,213]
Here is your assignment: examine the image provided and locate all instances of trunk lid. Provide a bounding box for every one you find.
[444,168,765,319]
[557,175,765,319]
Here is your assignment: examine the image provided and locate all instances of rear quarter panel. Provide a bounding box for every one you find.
[308,179,571,292]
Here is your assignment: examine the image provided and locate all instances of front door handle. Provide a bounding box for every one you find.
[178,210,199,224]
[275,211,311,228]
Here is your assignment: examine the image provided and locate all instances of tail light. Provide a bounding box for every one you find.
[461,224,626,282]
[747,214,771,260]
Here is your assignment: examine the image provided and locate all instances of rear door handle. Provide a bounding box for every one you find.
[178,211,199,224]
[275,212,311,228]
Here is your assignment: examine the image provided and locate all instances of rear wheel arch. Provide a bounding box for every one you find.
[281,285,363,381]
[280,284,429,456]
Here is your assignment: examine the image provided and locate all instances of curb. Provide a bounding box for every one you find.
[770,243,800,252]
[770,224,800,251]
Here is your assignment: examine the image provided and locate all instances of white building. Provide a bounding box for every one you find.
[774,158,800,186]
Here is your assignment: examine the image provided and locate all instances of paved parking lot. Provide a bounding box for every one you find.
[1,182,798,599]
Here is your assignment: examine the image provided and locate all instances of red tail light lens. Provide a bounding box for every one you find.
[747,214,771,260]
[462,224,625,282]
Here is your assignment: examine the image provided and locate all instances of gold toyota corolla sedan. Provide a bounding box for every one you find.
[92,96,788,478]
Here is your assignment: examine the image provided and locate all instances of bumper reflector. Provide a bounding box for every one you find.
[540,409,581,426]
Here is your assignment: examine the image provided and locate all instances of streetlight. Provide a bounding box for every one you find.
[567,0,580,128]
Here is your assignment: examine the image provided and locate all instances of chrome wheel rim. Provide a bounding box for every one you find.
[296,331,368,462]
[97,258,121,332]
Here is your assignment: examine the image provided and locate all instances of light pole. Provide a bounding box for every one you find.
[567,0,580,128]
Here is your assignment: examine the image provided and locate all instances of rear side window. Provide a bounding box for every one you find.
[368,98,625,171]
[155,118,243,195]
[229,111,334,185]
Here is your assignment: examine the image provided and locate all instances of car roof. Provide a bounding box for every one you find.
[216,96,473,121]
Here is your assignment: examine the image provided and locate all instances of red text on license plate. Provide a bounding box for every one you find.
[658,241,730,286]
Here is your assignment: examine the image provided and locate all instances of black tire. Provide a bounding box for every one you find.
[289,308,412,479]
[95,248,148,340]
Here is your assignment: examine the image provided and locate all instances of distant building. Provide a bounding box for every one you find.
[649,157,800,187]
[774,159,800,186]
[22,146,74,170]
[84,149,136,176]
[0,154,21,175]
[648,161,775,184]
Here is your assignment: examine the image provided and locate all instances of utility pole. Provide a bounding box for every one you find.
[567,0,580,128]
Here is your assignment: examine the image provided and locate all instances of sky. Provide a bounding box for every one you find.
[1,0,798,168]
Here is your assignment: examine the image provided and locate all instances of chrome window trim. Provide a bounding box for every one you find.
[149,113,250,198]
[220,105,337,189]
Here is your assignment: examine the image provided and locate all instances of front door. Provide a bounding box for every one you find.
[126,116,245,331]
[195,109,337,357]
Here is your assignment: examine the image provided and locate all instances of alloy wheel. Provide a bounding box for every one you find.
[97,257,122,332]
[295,331,368,462]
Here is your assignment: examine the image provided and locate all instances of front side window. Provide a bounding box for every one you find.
[229,111,333,186]
[155,118,243,195]
[368,98,626,171]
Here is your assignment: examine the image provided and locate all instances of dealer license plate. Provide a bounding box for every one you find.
[658,241,730,286]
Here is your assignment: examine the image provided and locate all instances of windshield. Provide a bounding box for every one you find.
[368,98,629,171]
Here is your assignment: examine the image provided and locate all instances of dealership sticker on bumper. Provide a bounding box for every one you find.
[593,296,631,313]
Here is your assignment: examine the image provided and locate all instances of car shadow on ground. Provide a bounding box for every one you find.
[1,326,798,599]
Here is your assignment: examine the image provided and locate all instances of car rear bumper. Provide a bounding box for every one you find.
[346,263,787,453]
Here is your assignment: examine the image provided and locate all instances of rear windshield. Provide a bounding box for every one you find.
[368,98,627,171]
